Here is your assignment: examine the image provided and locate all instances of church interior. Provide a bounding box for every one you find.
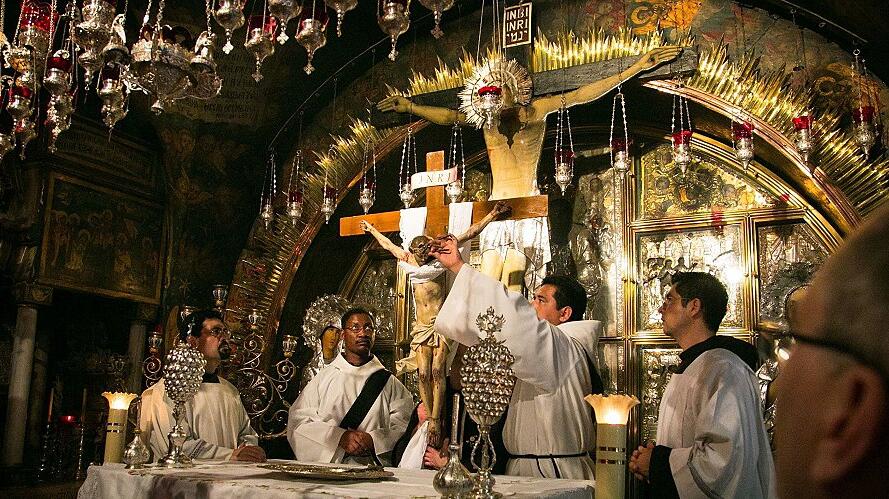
[0,0,887,496]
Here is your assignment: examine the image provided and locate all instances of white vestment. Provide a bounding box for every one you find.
[287,354,414,466]
[434,265,602,480]
[654,349,776,498]
[139,376,258,462]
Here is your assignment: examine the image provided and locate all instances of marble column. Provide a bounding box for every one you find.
[127,304,157,393]
[2,283,52,465]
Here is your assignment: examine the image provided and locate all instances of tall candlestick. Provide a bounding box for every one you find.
[80,388,88,422]
[451,393,460,442]
[46,387,54,423]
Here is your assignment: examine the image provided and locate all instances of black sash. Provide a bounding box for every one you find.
[339,369,392,430]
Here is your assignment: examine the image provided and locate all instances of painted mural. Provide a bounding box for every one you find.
[39,174,163,302]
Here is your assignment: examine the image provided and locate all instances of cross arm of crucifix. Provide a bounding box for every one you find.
[340,151,547,238]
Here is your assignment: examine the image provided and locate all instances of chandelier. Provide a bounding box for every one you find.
[127,0,223,113]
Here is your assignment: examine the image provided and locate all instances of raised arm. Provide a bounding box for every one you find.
[362,220,410,260]
[530,46,683,118]
[378,95,467,126]
[454,201,511,243]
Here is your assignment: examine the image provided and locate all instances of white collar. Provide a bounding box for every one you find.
[331,353,385,375]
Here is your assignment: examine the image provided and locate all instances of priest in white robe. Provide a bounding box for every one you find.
[140,310,264,462]
[629,272,775,498]
[430,235,604,480]
[288,307,414,465]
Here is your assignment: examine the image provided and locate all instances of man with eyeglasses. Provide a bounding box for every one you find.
[140,309,265,462]
[773,203,889,499]
[628,272,775,498]
[288,307,414,465]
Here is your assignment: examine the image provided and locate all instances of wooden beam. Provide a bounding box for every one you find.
[339,194,549,237]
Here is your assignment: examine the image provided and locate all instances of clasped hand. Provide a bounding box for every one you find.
[339,429,375,456]
[230,444,267,462]
[628,442,654,482]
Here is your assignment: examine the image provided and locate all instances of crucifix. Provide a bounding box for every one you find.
[339,151,548,238]
[340,150,548,447]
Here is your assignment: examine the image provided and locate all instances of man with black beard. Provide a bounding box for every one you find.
[139,310,265,462]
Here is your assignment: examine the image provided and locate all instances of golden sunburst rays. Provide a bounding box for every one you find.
[685,43,888,215]
[386,28,685,100]
[531,27,692,73]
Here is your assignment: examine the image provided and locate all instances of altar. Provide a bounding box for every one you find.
[77,461,595,498]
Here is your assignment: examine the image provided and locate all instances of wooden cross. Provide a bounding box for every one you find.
[339,150,548,237]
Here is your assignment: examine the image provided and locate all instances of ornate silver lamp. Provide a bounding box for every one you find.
[460,307,516,499]
[158,341,206,468]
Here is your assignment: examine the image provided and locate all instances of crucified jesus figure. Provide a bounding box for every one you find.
[378,46,682,199]
[379,46,682,291]
[360,201,511,446]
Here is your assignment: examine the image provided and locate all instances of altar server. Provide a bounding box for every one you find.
[140,310,265,462]
[429,235,604,480]
[629,272,775,498]
[288,307,414,465]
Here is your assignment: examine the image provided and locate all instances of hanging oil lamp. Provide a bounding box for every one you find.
[295,1,328,75]
[15,0,59,89]
[7,85,36,158]
[477,85,502,129]
[259,154,277,228]
[44,52,73,96]
[287,151,304,225]
[418,0,453,39]
[192,1,220,75]
[321,186,336,222]
[325,0,358,37]
[268,0,301,43]
[377,0,410,61]
[851,51,877,160]
[73,0,117,80]
[358,141,377,214]
[671,91,693,173]
[214,0,246,54]
[610,90,631,174]
[731,120,755,168]
[245,14,277,82]
[445,123,465,202]
[398,124,417,208]
[792,115,814,163]
[553,97,575,194]
[97,65,128,129]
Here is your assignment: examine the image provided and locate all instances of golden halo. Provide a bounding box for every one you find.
[458,57,533,129]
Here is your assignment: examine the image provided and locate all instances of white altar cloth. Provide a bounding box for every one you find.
[78,461,594,498]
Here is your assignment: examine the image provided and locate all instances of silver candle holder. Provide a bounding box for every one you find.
[460,307,516,499]
[158,341,206,468]
[433,393,474,498]
[124,396,151,469]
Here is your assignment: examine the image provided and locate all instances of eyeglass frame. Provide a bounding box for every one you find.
[343,324,376,333]
[205,325,231,339]
[765,330,889,384]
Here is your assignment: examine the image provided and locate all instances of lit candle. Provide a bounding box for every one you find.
[102,392,137,464]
